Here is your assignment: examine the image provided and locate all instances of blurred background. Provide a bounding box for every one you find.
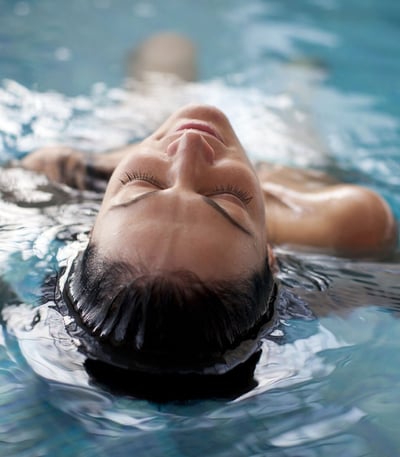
[1,0,399,105]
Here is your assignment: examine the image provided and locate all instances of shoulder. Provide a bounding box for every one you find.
[325,185,397,257]
[262,177,397,257]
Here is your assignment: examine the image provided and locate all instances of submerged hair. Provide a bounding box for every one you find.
[59,244,277,374]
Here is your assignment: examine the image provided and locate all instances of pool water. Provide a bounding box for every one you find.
[1,0,400,456]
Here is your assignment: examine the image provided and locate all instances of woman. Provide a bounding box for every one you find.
[21,103,397,380]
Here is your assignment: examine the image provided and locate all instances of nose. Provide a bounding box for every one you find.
[166,131,215,187]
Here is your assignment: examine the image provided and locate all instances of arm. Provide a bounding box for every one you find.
[257,164,397,257]
[20,144,135,191]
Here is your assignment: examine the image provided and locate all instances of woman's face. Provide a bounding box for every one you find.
[92,105,268,281]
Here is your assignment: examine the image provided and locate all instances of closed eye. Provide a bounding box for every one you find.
[119,172,253,207]
[208,185,253,206]
[119,171,164,189]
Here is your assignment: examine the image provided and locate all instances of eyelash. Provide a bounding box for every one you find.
[211,185,253,205]
[120,172,253,205]
[119,171,163,188]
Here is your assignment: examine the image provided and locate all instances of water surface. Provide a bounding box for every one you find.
[1,0,400,456]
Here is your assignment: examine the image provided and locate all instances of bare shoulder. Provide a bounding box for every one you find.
[260,167,398,257]
[327,185,397,257]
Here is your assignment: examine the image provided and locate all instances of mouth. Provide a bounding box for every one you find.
[176,122,224,144]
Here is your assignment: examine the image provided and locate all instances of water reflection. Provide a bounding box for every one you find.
[0,80,399,456]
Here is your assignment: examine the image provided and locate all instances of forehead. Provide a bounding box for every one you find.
[92,192,262,280]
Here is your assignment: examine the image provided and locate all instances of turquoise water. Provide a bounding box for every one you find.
[1,0,400,456]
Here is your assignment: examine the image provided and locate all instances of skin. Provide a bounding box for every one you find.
[128,32,197,82]
[21,104,398,271]
[91,105,268,281]
[257,163,397,256]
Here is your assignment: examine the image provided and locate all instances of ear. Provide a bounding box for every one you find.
[266,243,278,275]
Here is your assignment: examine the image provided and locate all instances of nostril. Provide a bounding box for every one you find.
[166,131,215,165]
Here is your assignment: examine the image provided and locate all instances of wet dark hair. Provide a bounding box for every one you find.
[57,243,277,376]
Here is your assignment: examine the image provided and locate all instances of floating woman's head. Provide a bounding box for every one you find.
[60,105,277,385]
[93,104,269,280]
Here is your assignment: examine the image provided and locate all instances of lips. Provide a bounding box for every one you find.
[176,122,223,143]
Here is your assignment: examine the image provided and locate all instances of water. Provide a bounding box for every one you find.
[1,0,400,456]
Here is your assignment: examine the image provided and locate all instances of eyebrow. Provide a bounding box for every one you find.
[111,191,252,237]
[201,196,252,236]
[111,190,161,208]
